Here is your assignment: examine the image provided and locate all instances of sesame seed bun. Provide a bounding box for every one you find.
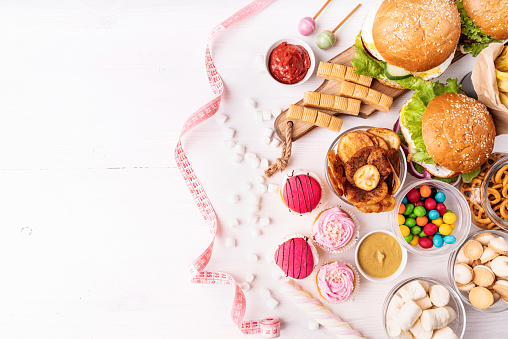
[422,93,495,173]
[372,0,461,72]
[462,0,508,40]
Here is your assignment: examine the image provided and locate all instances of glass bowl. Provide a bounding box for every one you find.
[448,230,508,313]
[324,125,407,206]
[383,277,466,339]
[389,179,471,256]
[459,152,508,231]
[354,230,407,282]
[264,37,315,86]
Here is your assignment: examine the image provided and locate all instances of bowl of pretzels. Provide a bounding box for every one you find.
[459,153,508,231]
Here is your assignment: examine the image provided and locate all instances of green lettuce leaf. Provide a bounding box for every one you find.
[456,0,501,57]
[461,167,482,183]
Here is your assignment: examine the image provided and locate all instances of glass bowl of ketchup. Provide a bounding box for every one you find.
[265,37,316,86]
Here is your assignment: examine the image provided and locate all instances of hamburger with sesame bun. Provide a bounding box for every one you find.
[352,0,461,89]
[398,84,496,180]
[456,0,507,56]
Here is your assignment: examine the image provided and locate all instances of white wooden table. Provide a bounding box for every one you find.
[0,1,506,338]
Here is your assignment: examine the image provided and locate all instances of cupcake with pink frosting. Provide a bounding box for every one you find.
[312,206,359,253]
[280,170,323,214]
[316,261,359,304]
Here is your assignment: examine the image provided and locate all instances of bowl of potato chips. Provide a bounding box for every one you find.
[325,126,407,213]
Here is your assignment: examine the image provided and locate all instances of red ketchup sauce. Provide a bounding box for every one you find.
[269,42,311,84]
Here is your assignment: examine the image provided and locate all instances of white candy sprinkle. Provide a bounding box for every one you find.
[254,111,263,122]
[245,152,258,160]
[256,184,268,193]
[234,144,245,155]
[243,182,253,191]
[259,217,270,227]
[256,176,265,184]
[260,159,269,169]
[224,127,236,139]
[249,254,259,262]
[262,136,272,144]
[245,98,257,109]
[308,319,320,331]
[270,138,280,148]
[229,194,239,204]
[248,214,259,224]
[250,228,262,236]
[240,282,250,291]
[249,158,261,168]
[259,287,272,300]
[262,110,272,121]
[223,140,235,148]
[228,217,239,228]
[267,297,279,310]
[245,273,255,282]
[271,269,282,279]
[216,113,228,124]
[268,183,279,193]
[271,108,282,117]
[231,154,243,163]
[225,237,236,248]
[262,128,274,138]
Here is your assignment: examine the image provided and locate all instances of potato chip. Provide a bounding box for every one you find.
[337,131,374,163]
[354,164,380,191]
[346,181,388,205]
[366,128,401,150]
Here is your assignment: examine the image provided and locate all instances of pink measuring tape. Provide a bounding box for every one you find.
[174,0,279,337]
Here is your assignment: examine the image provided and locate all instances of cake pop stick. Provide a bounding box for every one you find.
[298,0,332,36]
[317,4,361,50]
[279,279,366,339]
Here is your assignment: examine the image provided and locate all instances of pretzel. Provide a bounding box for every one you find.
[488,187,502,205]
[500,200,508,220]
[494,164,508,183]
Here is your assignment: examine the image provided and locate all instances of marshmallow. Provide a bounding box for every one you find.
[386,318,402,338]
[387,295,404,317]
[431,327,459,339]
[250,228,262,236]
[260,159,269,169]
[224,127,236,139]
[249,158,261,168]
[249,253,259,262]
[414,296,433,310]
[229,194,239,204]
[245,274,255,283]
[245,98,257,109]
[262,110,272,121]
[260,217,271,227]
[399,280,427,302]
[254,111,263,122]
[243,182,253,191]
[245,152,258,160]
[223,140,235,148]
[262,127,274,138]
[231,154,243,163]
[259,288,272,300]
[268,183,279,193]
[228,218,239,228]
[262,136,272,144]
[256,176,265,184]
[308,319,319,331]
[225,237,236,248]
[420,306,456,332]
[419,280,430,293]
[409,319,433,339]
[216,113,228,124]
[392,300,422,331]
[271,108,282,118]
[248,201,260,213]
[235,144,245,155]
[241,282,250,291]
[429,284,450,307]
[256,184,268,193]
[267,297,279,310]
[248,214,259,224]
[270,138,281,148]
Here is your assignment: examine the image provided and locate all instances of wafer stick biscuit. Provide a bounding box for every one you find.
[317,61,372,87]
[287,105,343,132]
[338,81,393,112]
[303,91,361,115]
